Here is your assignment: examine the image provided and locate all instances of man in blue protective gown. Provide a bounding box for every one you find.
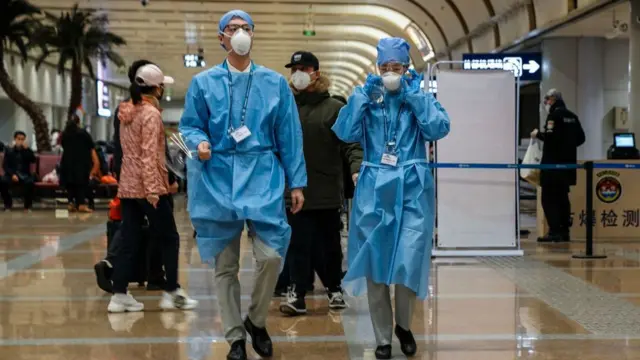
[332,38,450,359]
[179,10,307,360]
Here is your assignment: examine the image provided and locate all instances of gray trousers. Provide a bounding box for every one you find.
[215,235,282,343]
[366,279,417,346]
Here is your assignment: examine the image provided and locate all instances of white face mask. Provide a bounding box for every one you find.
[382,72,402,91]
[226,29,252,56]
[291,71,312,91]
[542,103,551,113]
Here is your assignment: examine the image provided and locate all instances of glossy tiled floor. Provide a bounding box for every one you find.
[2,201,640,359]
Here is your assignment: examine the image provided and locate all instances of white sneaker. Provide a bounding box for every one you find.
[107,293,144,313]
[159,288,198,310]
[328,291,348,310]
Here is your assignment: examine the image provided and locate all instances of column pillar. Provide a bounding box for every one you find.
[540,38,578,127]
[576,37,605,160]
[629,0,640,134]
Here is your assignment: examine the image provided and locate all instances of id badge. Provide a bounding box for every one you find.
[231,125,251,143]
[381,153,398,167]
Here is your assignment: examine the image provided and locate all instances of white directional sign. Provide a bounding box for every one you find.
[462,53,542,81]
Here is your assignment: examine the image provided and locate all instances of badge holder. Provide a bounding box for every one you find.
[381,142,398,167]
[230,125,251,143]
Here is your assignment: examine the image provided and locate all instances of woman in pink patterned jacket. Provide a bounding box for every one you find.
[107,62,197,313]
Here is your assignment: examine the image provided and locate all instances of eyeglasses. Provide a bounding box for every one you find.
[379,63,405,73]
[225,24,253,35]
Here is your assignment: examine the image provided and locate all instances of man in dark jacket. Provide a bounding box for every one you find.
[279,51,363,315]
[0,131,36,211]
[532,89,585,242]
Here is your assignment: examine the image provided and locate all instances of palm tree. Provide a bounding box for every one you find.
[34,4,126,120]
[0,0,51,152]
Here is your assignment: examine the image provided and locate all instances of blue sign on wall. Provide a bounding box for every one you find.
[462,53,542,82]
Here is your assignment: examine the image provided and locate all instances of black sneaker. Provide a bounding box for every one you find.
[94,260,113,293]
[328,290,347,310]
[279,288,307,316]
[273,288,287,297]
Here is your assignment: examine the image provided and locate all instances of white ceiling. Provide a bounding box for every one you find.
[30,0,442,98]
[25,0,581,99]
[546,2,630,39]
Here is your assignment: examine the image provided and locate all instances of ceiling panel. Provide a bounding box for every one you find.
[26,0,561,98]
[30,0,447,98]
[545,2,629,39]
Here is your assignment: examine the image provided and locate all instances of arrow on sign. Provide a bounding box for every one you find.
[522,60,540,74]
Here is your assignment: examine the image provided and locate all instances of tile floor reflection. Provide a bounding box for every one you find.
[1,204,640,359]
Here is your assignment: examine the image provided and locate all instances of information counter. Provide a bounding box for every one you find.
[537,160,640,240]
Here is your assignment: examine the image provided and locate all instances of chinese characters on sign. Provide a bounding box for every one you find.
[570,209,640,228]
[461,53,543,81]
[463,58,507,71]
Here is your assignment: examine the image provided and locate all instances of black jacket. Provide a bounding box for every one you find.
[285,77,363,210]
[537,100,585,186]
[2,146,36,179]
[60,127,95,186]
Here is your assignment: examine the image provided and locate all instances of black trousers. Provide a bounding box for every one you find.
[106,220,166,284]
[111,195,180,294]
[66,183,88,207]
[0,174,35,209]
[286,208,343,296]
[541,184,571,235]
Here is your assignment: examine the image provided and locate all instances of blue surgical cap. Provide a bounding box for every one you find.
[218,10,254,33]
[376,38,410,66]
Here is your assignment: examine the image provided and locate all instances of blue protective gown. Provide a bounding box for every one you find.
[332,79,450,300]
[179,62,307,264]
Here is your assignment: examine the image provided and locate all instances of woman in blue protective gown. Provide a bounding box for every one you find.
[332,38,450,359]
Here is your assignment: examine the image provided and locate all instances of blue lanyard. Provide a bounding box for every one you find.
[382,101,404,153]
[223,61,254,133]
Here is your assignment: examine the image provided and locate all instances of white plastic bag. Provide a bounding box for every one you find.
[520,138,542,186]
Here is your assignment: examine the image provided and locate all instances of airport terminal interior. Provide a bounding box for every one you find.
[3,0,640,359]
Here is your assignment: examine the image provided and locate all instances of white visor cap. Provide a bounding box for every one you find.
[134,64,174,87]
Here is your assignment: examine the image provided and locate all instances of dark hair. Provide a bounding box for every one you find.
[128,59,157,105]
[13,131,26,139]
[128,60,154,82]
[63,114,82,134]
[332,95,347,104]
[130,83,158,105]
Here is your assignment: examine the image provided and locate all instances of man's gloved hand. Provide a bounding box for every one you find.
[363,74,382,98]
[405,69,423,92]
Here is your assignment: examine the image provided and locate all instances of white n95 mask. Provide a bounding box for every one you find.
[228,29,252,56]
[291,71,312,90]
[382,72,402,91]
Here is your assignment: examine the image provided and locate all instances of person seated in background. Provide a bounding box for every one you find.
[0,131,37,212]
[51,129,62,153]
